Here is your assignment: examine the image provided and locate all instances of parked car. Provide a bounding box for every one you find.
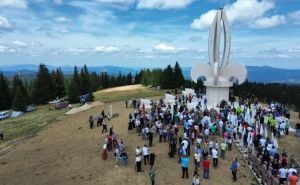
[55,102,68,110]
[0,111,10,120]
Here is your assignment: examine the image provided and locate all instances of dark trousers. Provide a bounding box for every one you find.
[136,161,142,172]
[149,139,153,147]
[159,135,163,143]
[213,158,218,167]
[0,133,3,140]
[144,155,149,165]
[232,170,237,181]
[90,122,93,129]
[102,125,107,133]
[181,167,188,178]
[151,180,155,185]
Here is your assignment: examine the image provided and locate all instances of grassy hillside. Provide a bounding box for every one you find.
[0,85,165,154]
[93,85,166,103]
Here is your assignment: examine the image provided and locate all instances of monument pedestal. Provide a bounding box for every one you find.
[204,81,232,107]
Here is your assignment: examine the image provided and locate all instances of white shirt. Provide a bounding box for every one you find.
[182,140,189,149]
[259,138,266,146]
[136,148,141,155]
[288,168,297,177]
[193,177,200,185]
[135,156,141,162]
[279,168,288,178]
[212,148,218,158]
[196,138,202,145]
[194,153,201,162]
[204,128,209,136]
[142,146,149,156]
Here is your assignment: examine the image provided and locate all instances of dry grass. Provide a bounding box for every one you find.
[0,100,257,185]
[93,85,166,103]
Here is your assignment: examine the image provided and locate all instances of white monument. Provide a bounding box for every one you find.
[191,9,247,106]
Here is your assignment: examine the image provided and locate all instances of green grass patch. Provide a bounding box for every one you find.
[0,86,165,149]
[0,105,66,147]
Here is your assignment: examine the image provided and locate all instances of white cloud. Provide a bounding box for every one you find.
[96,0,134,5]
[67,48,87,55]
[54,0,63,5]
[0,16,13,31]
[251,15,285,28]
[276,54,290,58]
[288,10,300,24]
[153,43,188,53]
[191,0,276,29]
[95,46,120,53]
[0,45,17,53]
[54,16,71,23]
[137,0,195,10]
[288,47,300,53]
[191,10,217,30]
[154,43,176,52]
[58,28,69,34]
[0,0,27,9]
[12,40,27,47]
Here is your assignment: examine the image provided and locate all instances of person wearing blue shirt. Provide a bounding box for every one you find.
[269,146,277,157]
[181,155,189,178]
[230,157,239,181]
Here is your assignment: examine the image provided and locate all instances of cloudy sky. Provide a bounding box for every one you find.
[0,0,300,69]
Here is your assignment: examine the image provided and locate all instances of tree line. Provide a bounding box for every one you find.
[1,63,300,116]
[0,64,135,112]
[232,80,300,116]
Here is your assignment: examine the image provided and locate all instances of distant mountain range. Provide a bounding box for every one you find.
[1,64,300,83]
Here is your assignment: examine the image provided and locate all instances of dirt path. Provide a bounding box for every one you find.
[0,101,257,185]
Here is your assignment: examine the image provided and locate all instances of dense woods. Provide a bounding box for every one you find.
[0,63,300,117]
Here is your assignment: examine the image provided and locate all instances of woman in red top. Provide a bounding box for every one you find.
[288,172,298,185]
[202,158,210,179]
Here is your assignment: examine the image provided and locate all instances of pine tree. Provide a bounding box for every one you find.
[126,72,132,85]
[173,61,185,88]
[32,64,55,104]
[12,86,27,112]
[52,68,66,98]
[0,72,12,110]
[161,65,174,89]
[12,75,27,111]
[68,66,80,103]
[79,65,90,95]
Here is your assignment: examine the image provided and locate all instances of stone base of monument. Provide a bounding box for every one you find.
[204,81,232,107]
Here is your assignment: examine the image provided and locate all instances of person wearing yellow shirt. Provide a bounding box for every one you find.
[220,140,227,160]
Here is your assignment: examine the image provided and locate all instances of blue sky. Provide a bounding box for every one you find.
[0,0,300,69]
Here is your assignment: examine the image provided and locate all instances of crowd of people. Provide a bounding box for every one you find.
[92,91,299,185]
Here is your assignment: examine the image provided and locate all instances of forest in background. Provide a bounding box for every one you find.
[0,62,299,117]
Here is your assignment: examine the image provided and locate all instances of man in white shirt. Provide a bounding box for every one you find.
[259,137,266,147]
[142,145,149,165]
[194,151,201,170]
[212,147,218,168]
[279,166,288,184]
[288,167,297,177]
[135,154,142,172]
[136,146,142,156]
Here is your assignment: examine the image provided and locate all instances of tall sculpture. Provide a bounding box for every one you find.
[191,9,247,106]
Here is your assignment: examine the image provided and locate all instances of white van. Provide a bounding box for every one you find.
[0,111,10,120]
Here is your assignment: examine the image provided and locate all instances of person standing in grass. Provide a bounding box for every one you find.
[148,167,156,185]
[230,157,239,182]
[288,171,298,185]
[0,128,3,141]
[202,157,210,179]
[181,155,189,178]
[220,140,227,160]
[135,154,142,172]
[150,152,156,168]
[89,114,94,129]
